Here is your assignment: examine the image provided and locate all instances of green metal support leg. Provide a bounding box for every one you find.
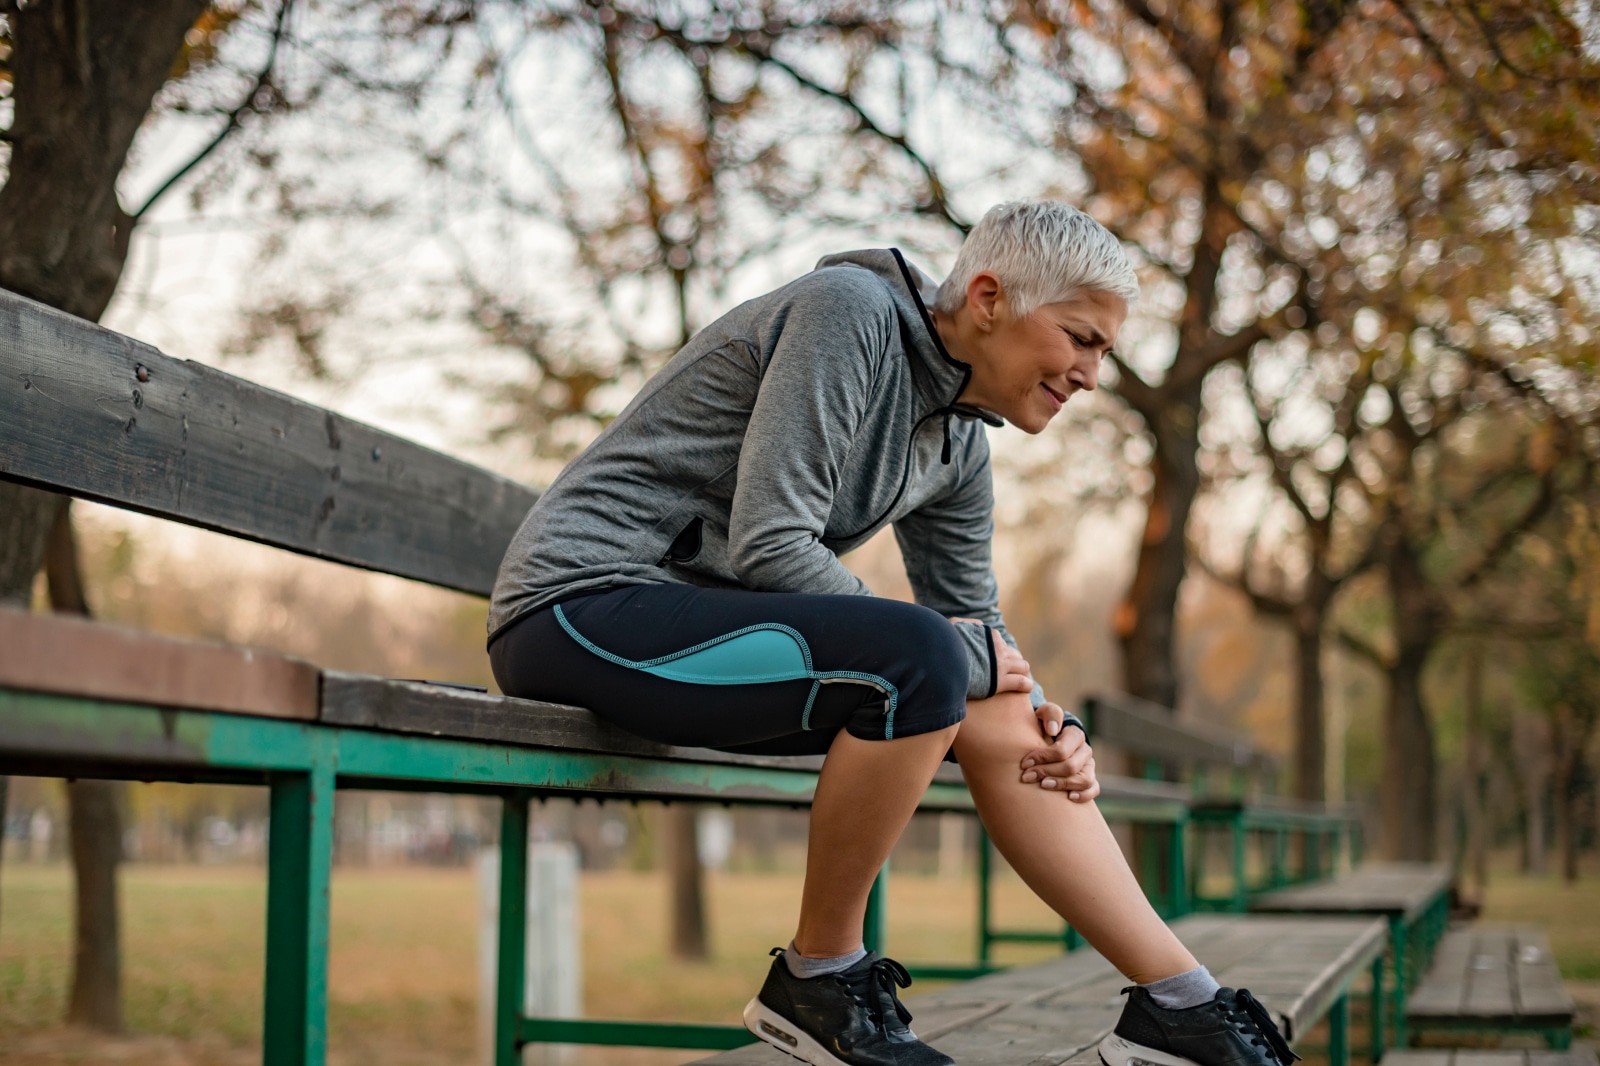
[1168,816,1189,916]
[978,824,993,964]
[1230,814,1247,912]
[864,861,889,957]
[1369,953,1386,1064]
[263,760,336,1066]
[1389,915,1408,1049]
[496,792,531,1066]
[1329,993,1350,1066]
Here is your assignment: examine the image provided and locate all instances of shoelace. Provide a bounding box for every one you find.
[1223,989,1301,1066]
[839,956,916,1031]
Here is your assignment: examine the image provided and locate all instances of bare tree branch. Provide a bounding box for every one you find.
[132,0,294,222]
[1336,627,1392,668]
[1455,465,1561,592]
[1106,351,1162,415]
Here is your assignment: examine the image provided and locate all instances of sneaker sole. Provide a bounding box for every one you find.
[1099,1034,1205,1066]
[743,997,853,1066]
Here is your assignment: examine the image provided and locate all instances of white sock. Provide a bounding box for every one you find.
[1141,965,1221,1009]
[782,940,868,979]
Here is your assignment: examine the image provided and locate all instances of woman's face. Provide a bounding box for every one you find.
[941,274,1127,434]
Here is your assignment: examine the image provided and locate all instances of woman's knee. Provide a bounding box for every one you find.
[952,690,1044,762]
[868,600,970,723]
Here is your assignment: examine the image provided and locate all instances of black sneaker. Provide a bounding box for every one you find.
[742,947,955,1066]
[1099,986,1301,1066]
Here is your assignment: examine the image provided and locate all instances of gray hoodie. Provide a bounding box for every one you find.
[489,248,1049,708]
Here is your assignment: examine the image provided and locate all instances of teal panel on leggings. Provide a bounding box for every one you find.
[640,629,811,685]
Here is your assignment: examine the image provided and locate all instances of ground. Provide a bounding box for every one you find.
[0,859,1594,1065]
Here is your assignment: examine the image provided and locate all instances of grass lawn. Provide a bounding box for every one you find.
[0,859,1593,1064]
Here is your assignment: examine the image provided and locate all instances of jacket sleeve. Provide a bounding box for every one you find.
[893,435,1082,731]
[726,276,887,597]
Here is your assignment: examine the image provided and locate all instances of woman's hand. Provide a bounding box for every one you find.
[949,619,1034,695]
[991,630,1034,695]
[1020,704,1098,802]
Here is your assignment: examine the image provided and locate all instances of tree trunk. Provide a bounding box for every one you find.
[1524,773,1547,875]
[46,504,127,1031]
[1381,533,1438,860]
[1512,710,1549,874]
[66,779,123,1032]
[1118,394,1202,707]
[665,805,707,960]
[1292,606,1327,803]
[0,0,209,318]
[1463,648,1489,902]
[0,485,68,604]
[1116,189,1232,709]
[1552,705,1582,884]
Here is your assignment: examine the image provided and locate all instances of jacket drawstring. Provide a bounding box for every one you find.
[941,410,953,465]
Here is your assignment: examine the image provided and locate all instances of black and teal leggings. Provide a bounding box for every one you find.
[488,584,970,757]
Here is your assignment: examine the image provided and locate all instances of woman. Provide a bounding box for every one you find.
[488,201,1298,1066]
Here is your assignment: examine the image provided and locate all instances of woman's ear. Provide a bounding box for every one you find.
[966,272,1003,331]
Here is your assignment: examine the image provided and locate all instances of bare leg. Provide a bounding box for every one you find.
[793,724,959,957]
[951,691,1198,984]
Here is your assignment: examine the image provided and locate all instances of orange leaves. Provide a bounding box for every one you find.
[169,3,248,82]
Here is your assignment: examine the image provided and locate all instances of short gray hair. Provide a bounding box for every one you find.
[934,200,1139,318]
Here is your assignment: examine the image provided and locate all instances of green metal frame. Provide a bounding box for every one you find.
[0,686,1367,1063]
[1188,802,1359,913]
[962,801,1191,976]
[1,689,967,1065]
[1401,1020,1574,1051]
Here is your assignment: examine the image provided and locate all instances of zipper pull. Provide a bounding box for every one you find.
[941,411,953,464]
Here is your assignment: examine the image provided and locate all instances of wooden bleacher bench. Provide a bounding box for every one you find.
[700,915,1389,1066]
[1254,862,1455,1056]
[1406,926,1577,1050]
[1080,691,1359,915]
[1081,691,1280,788]
[0,286,1385,1066]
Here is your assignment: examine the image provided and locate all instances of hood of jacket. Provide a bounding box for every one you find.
[812,248,1005,428]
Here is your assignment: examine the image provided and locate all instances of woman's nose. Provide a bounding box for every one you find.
[1071,353,1100,392]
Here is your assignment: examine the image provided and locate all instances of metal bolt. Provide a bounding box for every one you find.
[371,446,383,461]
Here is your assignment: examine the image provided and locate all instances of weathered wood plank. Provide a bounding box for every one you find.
[1252,863,1452,921]
[320,672,831,773]
[1409,926,1575,1028]
[1082,692,1274,773]
[1463,928,1516,1019]
[1513,929,1576,1020]
[0,606,317,720]
[0,287,537,595]
[318,672,1189,812]
[694,915,1384,1066]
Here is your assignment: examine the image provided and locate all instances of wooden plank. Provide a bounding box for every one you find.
[695,915,1385,1066]
[1512,928,1577,1022]
[1463,928,1516,1020]
[0,606,317,720]
[1252,863,1452,921]
[1409,926,1575,1028]
[320,672,831,773]
[1408,928,1476,1014]
[0,288,537,595]
[1082,692,1273,772]
[318,672,1188,812]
